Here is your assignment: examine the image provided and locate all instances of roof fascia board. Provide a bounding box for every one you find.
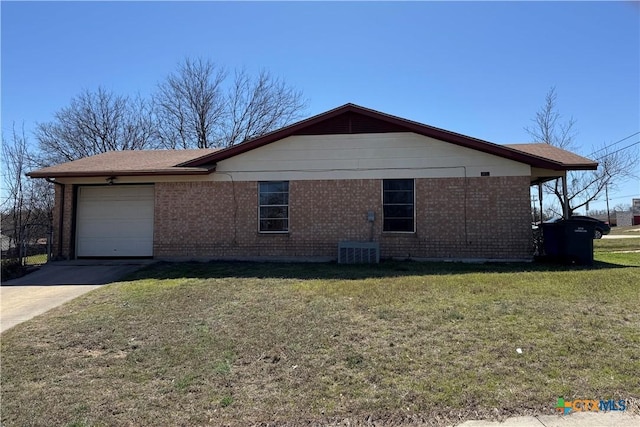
[28,166,215,179]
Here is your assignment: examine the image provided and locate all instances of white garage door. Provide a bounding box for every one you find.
[76,185,154,257]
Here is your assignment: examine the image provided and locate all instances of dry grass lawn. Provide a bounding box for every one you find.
[1,252,639,426]
[608,225,640,236]
[594,237,640,253]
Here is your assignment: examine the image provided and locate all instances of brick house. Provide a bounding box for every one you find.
[28,104,597,262]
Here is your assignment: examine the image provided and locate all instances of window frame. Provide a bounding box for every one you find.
[258,181,290,233]
[382,179,416,233]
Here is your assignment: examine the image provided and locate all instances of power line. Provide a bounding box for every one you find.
[608,193,640,201]
[588,131,640,157]
[593,140,640,160]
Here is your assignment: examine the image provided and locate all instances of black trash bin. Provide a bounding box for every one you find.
[542,219,595,265]
[541,221,563,257]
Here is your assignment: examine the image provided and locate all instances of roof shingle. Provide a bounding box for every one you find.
[28,149,218,178]
[504,143,597,169]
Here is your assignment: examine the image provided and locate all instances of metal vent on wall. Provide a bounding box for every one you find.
[338,241,380,264]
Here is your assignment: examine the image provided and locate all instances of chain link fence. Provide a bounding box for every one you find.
[23,223,53,266]
[1,223,52,279]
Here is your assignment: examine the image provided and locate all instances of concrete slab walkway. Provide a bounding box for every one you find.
[1,283,102,333]
[455,411,639,426]
[601,234,640,239]
[1,260,153,333]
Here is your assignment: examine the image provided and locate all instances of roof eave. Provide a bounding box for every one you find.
[561,163,599,171]
[28,166,215,179]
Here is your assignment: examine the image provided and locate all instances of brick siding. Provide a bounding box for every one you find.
[153,176,533,260]
[52,183,74,259]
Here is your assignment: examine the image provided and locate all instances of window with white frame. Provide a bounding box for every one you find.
[259,181,289,232]
[383,179,415,232]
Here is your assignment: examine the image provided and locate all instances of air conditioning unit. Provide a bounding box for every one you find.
[338,241,380,264]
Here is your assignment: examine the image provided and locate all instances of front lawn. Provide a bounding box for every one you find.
[1,254,639,426]
[608,225,640,236]
[594,237,640,253]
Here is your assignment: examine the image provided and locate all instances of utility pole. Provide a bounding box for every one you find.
[605,182,611,224]
[605,170,612,225]
[562,175,570,219]
[538,183,543,222]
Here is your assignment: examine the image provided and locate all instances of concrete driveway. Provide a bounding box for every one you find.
[1,260,153,333]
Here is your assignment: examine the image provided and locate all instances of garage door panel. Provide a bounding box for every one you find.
[76,237,154,257]
[76,186,154,257]
[80,185,153,200]
[76,238,153,256]
[80,203,154,220]
[78,220,154,238]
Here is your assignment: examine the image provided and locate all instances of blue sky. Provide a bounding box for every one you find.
[2,1,639,211]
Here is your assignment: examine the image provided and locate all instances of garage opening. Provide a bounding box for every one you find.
[76,185,154,257]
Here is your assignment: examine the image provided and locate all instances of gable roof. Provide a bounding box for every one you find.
[28,149,218,178]
[28,104,598,179]
[180,103,598,171]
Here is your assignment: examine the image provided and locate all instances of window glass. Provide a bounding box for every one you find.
[383,179,414,232]
[259,181,289,232]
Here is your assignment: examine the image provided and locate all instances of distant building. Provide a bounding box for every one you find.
[1,234,12,252]
[617,211,633,227]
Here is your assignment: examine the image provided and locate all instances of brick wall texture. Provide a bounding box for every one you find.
[52,183,74,259]
[149,176,533,260]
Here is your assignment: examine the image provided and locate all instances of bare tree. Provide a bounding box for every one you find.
[613,203,632,212]
[224,69,307,146]
[31,58,307,162]
[1,124,54,263]
[525,87,638,217]
[35,87,158,165]
[525,87,577,150]
[154,58,307,148]
[154,58,227,149]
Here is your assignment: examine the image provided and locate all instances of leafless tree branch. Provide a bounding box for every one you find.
[524,87,577,151]
[153,58,227,149]
[153,58,307,148]
[224,69,307,146]
[2,124,54,260]
[34,87,158,165]
[527,87,638,216]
